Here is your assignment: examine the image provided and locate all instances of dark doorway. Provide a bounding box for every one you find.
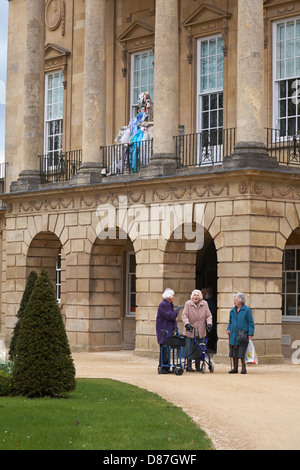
[196,240,218,352]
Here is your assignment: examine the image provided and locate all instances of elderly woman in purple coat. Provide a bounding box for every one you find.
[156,288,183,373]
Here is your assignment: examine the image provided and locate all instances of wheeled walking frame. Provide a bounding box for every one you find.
[158,329,186,375]
[184,333,214,373]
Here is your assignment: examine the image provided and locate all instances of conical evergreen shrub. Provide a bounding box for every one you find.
[8,270,38,361]
[12,268,76,397]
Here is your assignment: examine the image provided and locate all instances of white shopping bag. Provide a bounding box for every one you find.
[245,339,258,364]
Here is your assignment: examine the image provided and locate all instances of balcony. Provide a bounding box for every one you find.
[266,128,300,167]
[37,128,300,185]
[174,128,236,168]
[38,150,82,183]
[101,139,153,176]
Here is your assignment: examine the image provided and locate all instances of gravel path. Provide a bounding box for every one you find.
[73,351,300,451]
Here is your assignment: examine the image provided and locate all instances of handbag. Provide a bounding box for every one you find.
[237,329,248,344]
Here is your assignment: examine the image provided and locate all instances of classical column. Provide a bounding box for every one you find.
[145,0,179,176]
[11,0,45,191]
[224,0,277,169]
[77,0,106,184]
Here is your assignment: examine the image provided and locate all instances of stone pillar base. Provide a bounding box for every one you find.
[141,154,177,177]
[224,142,278,170]
[10,170,41,192]
[69,162,104,185]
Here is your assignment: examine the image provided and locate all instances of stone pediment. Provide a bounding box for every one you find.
[117,20,154,44]
[182,3,232,28]
[45,43,71,72]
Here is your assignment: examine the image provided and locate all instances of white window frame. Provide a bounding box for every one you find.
[44,71,64,169]
[56,249,62,304]
[196,35,224,165]
[272,17,300,137]
[126,251,136,317]
[282,245,300,321]
[130,49,154,119]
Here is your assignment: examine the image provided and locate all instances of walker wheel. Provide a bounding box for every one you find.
[175,367,184,376]
[209,362,214,373]
[158,366,162,374]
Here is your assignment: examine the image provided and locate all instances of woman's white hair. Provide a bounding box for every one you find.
[191,289,203,300]
[234,292,246,304]
[162,288,175,299]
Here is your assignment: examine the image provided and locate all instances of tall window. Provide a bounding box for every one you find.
[197,36,223,162]
[126,252,136,317]
[56,249,62,304]
[282,247,300,319]
[274,18,300,136]
[45,71,64,166]
[130,50,154,118]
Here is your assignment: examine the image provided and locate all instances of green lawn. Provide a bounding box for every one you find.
[0,378,213,450]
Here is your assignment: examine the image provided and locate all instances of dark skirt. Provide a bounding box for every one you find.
[229,344,248,359]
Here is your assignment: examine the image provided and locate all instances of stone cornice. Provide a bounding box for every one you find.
[3,167,300,215]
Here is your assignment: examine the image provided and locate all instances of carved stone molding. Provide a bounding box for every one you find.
[80,191,146,209]
[45,0,66,36]
[117,20,155,78]
[152,183,229,202]
[272,183,300,199]
[182,3,232,63]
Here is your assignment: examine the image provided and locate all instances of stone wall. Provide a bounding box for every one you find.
[2,169,300,362]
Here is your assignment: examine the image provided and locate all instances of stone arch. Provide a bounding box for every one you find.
[26,231,63,288]
[281,226,300,358]
[163,222,218,333]
[89,227,136,351]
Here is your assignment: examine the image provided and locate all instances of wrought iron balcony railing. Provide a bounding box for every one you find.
[101,139,153,176]
[38,150,82,183]
[266,128,300,166]
[174,128,236,167]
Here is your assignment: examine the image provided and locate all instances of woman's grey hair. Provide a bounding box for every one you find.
[162,288,175,299]
[191,289,203,300]
[234,292,246,304]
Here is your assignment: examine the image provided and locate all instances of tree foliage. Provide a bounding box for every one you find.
[12,268,76,397]
[8,270,38,361]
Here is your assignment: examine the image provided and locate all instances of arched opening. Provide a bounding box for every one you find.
[282,228,300,357]
[89,228,136,351]
[27,231,63,304]
[163,223,218,352]
[196,238,218,353]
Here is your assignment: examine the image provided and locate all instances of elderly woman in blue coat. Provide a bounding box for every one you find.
[156,289,182,374]
[226,292,255,374]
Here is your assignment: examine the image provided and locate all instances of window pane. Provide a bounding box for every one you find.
[201,58,208,75]
[209,39,216,56]
[201,41,208,57]
[285,249,295,270]
[286,59,295,76]
[286,295,296,315]
[209,74,216,89]
[278,24,285,41]
[210,94,217,110]
[287,22,295,40]
[287,272,297,293]
[280,80,287,98]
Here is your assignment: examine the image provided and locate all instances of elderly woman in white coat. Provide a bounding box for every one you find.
[182,289,213,372]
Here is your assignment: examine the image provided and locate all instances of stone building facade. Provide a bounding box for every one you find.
[2,0,300,363]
